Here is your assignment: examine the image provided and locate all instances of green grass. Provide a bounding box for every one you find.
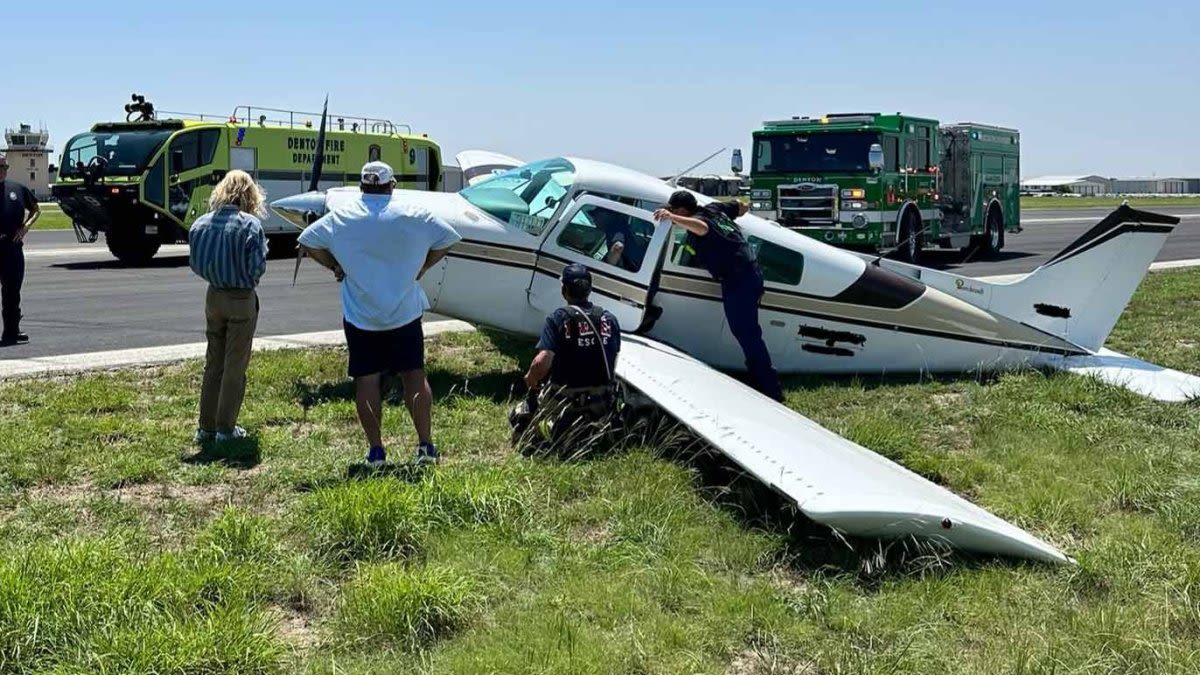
[32,203,71,230]
[4,272,1200,672]
[1022,195,1200,209]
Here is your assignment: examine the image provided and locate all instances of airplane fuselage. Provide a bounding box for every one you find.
[277,155,1175,381]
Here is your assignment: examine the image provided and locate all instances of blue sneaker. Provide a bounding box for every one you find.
[416,442,439,466]
[366,446,387,467]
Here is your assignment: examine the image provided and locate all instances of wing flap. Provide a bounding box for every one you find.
[1053,348,1200,402]
[616,335,1071,564]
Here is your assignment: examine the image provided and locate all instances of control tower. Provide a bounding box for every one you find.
[3,124,53,199]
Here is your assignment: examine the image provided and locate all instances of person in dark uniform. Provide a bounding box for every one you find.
[0,154,40,346]
[510,263,622,450]
[654,190,783,401]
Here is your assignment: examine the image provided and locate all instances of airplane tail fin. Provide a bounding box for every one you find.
[988,205,1179,352]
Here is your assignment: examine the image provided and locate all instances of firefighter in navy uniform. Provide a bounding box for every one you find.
[510,264,622,451]
[654,190,784,401]
[0,154,40,346]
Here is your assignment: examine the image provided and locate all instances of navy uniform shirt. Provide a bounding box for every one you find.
[0,181,37,241]
[536,302,621,388]
[686,201,758,281]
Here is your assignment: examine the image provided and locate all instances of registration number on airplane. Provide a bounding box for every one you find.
[510,213,548,234]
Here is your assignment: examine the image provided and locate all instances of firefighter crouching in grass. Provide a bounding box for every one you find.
[510,264,622,454]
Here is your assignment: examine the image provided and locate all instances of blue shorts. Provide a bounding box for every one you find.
[343,318,425,378]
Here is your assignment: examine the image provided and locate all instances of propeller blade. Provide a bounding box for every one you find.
[308,94,329,193]
[293,246,306,287]
[293,95,328,287]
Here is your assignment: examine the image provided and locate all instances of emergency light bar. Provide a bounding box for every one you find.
[763,113,879,127]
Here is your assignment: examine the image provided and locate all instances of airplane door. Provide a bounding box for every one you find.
[530,195,671,331]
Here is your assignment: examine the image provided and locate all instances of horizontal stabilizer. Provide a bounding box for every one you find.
[1052,349,1200,402]
[616,335,1072,564]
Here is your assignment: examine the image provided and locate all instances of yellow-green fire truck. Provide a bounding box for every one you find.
[52,98,443,264]
[748,113,1020,262]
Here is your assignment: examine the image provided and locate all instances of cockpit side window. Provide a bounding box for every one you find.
[459,158,576,236]
[557,204,655,273]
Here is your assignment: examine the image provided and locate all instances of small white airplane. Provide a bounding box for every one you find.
[273,152,1197,565]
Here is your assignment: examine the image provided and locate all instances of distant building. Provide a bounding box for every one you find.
[1109,177,1190,194]
[1187,179,1200,194]
[1020,175,1110,196]
[2,124,54,200]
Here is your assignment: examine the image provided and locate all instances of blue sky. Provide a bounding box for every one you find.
[4,1,1197,178]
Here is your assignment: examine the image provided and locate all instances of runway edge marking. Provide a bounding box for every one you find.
[0,320,476,380]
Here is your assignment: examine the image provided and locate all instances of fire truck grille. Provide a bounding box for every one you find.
[778,184,837,227]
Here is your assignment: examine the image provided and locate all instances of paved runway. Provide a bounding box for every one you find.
[918,206,1200,277]
[3,205,1199,360]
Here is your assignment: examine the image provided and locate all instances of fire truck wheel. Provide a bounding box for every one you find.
[896,210,922,264]
[984,207,1005,255]
[106,230,162,266]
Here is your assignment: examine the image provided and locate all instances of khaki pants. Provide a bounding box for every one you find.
[199,286,259,433]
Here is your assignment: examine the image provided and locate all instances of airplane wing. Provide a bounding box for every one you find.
[455,150,524,186]
[616,334,1072,564]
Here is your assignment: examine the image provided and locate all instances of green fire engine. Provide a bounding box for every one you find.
[747,113,1020,261]
[52,95,443,264]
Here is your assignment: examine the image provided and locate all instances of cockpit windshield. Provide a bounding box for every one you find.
[459,158,576,235]
[58,130,173,178]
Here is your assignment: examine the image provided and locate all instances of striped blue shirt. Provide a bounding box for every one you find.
[188,205,268,289]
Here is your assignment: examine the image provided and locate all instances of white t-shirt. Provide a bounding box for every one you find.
[299,193,462,331]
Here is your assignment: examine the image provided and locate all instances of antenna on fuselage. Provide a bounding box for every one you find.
[665,147,727,187]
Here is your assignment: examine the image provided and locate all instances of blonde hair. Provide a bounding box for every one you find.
[209,169,267,217]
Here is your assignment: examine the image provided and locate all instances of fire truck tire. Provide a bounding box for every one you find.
[106,230,161,266]
[972,206,1005,257]
[896,209,923,264]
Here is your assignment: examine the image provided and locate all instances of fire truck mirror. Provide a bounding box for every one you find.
[868,144,885,171]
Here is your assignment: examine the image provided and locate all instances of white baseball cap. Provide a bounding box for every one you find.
[361,161,394,185]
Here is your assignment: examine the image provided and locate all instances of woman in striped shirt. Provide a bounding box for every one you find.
[188,170,269,443]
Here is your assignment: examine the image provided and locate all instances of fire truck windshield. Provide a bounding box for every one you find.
[753,132,880,174]
[59,130,173,178]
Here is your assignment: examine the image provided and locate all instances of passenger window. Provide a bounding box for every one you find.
[749,236,804,285]
[557,205,654,273]
[669,228,705,269]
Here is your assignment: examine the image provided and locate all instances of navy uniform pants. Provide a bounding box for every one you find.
[721,270,784,402]
[0,243,23,339]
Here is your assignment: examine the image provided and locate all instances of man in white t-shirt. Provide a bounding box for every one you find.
[298,161,461,466]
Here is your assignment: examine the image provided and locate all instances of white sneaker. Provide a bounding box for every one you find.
[194,429,215,443]
[215,426,248,442]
